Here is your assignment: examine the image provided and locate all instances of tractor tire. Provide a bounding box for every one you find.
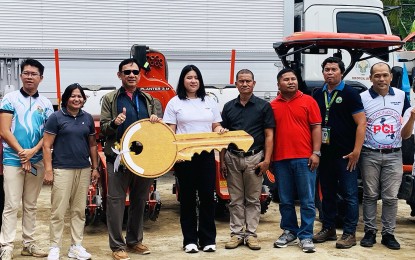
[215,196,228,218]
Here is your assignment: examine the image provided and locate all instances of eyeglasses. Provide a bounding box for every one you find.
[22,71,40,77]
[122,70,139,75]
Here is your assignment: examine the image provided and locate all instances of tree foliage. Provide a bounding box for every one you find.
[383,0,415,36]
[382,0,415,49]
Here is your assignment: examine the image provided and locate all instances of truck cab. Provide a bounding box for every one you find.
[290,0,394,92]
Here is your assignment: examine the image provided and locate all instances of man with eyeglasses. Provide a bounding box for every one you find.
[0,59,53,260]
[100,58,162,260]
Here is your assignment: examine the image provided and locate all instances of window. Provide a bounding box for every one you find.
[337,12,388,61]
[337,12,386,34]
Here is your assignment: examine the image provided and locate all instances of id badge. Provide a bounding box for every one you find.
[322,126,331,145]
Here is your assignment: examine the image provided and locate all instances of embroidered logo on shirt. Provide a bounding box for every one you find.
[36,106,44,114]
[335,97,342,103]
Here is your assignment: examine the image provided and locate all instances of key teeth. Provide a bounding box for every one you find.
[177,145,230,160]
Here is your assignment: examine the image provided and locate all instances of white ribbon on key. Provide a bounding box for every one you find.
[111,147,130,172]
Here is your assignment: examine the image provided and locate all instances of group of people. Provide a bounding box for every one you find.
[269,57,410,254]
[0,55,412,260]
[312,58,409,252]
[217,56,410,255]
[0,59,100,260]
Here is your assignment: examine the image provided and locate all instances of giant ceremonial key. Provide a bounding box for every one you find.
[117,119,254,178]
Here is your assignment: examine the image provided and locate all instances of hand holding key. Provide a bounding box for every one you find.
[117,119,253,178]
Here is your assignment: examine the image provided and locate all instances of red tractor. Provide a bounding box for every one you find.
[85,45,272,224]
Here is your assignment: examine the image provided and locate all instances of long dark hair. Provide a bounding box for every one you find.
[61,83,86,108]
[176,65,206,100]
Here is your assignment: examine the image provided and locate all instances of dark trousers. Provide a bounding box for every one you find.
[106,162,153,251]
[319,156,359,234]
[175,151,216,247]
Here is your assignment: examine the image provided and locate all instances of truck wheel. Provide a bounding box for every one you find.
[402,134,415,166]
[315,182,323,221]
[260,196,271,214]
[215,196,228,218]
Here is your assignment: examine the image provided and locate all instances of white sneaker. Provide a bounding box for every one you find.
[68,244,91,260]
[184,243,199,253]
[202,244,216,252]
[48,247,60,260]
[0,248,13,260]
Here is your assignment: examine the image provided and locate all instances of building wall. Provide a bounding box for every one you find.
[0,0,285,51]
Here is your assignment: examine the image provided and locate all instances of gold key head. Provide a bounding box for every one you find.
[120,119,177,178]
[119,119,254,178]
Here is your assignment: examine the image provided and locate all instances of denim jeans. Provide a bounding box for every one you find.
[318,156,359,234]
[275,159,316,240]
[360,149,403,235]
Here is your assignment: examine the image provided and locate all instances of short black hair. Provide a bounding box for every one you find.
[236,69,255,81]
[321,57,345,74]
[61,83,86,108]
[277,68,297,82]
[118,58,139,72]
[176,65,206,100]
[21,59,44,76]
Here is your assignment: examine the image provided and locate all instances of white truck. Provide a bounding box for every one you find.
[2,0,411,109]
[1,0,415,219]
[0,0,412,105]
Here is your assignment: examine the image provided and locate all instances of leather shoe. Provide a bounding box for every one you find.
[246,236,261,250]
[336,233,356,249]
[381,234,400,250]
[313,228,337,243]
[360,231,376,247]
[225,236,244,249]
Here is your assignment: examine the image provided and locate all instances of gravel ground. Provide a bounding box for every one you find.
[8,172,415,260]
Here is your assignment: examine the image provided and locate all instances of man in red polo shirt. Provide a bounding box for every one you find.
[271,68,322,253]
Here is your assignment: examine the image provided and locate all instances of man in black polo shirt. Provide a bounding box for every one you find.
[220,69,275,250]
[312,57,367,249]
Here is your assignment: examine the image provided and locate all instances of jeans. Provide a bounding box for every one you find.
[360,149,403,235]
[275,159,316,240]
[319,156,359,234]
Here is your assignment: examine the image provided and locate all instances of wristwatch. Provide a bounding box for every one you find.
[312,151,321,157]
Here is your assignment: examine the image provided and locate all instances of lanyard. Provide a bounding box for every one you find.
[135,94,140,116]
[323,91,338,125]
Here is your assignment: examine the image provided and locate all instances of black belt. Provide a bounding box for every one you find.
[364,147,401,154]
[228,148,263,157]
